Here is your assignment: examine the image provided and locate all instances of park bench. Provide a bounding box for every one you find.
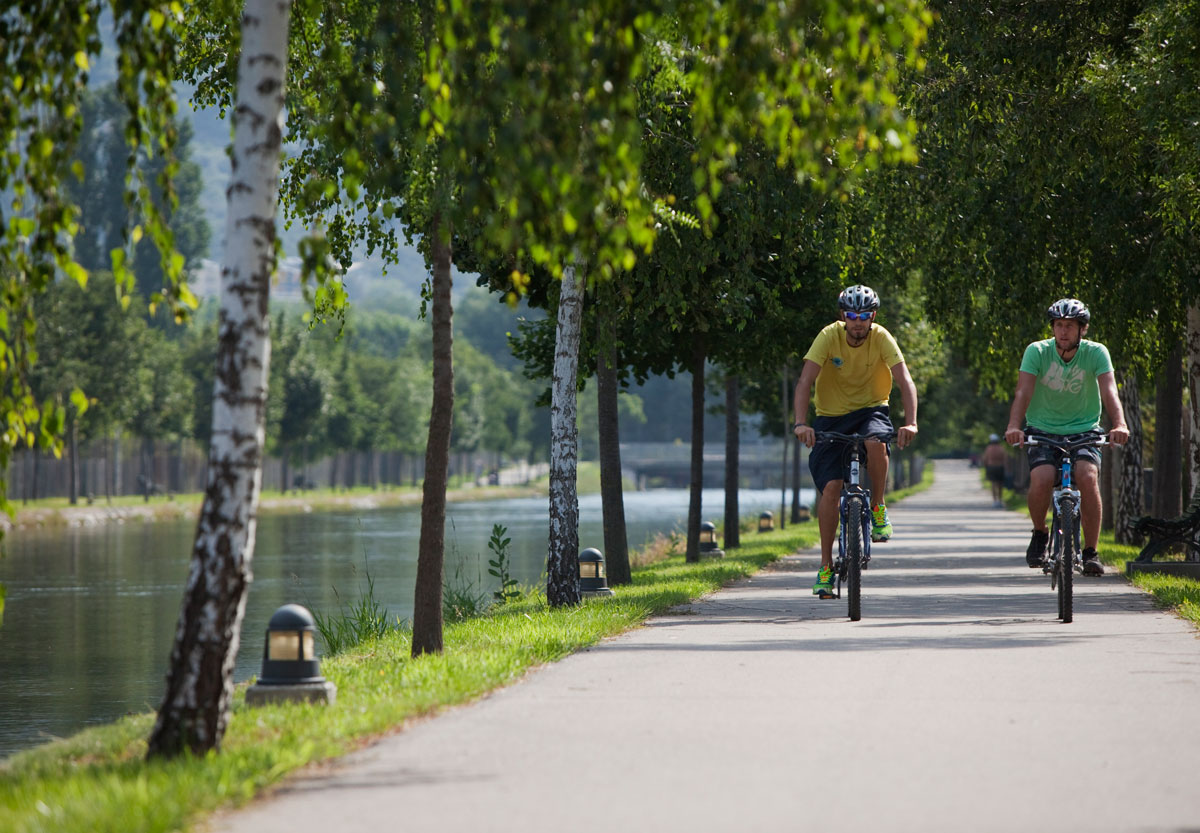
[1127,484,1200,577]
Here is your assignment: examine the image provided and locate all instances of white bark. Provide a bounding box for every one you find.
[1188,304,1200,497]
[149,0,288,756]
[547,264,583,606]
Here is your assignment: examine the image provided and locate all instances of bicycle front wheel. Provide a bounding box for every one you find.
[1058,498,1077,623]
[845,496,865,621]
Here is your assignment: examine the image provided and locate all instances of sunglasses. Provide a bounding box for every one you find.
[843,311,875,321]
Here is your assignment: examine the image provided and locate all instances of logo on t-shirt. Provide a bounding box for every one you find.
[1041,362,1084,394]
[831,357,844,368]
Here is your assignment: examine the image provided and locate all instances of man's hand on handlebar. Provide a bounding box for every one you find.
[1005,427,1025,447]
[1107,425,1130,446]
[794,424,815,448]
[896,423,917,450]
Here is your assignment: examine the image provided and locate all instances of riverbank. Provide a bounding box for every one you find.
[0,465,567,533]
[0,468,934,833]
[0,521,826,833]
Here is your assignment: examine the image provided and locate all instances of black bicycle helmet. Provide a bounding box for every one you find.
[1046,298,1090,325]
[837,284,880,313]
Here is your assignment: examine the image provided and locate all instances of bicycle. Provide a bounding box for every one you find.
[1022,431,1108,624]
[813,429,895,621]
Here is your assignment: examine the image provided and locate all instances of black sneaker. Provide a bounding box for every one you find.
[1026,529,1049,568]
[1082,548,1105,576]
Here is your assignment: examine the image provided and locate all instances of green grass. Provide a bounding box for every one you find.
[0,518,821,833]
[1091,534,1200,629]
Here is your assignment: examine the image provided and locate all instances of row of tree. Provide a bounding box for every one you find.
[838,0,1200,537]
[6,0,1194,765]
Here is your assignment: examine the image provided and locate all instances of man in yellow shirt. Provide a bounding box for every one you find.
[793,285,919,598]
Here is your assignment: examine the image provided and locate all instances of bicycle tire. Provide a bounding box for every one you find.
[1059,498,1077,624]
[846,496,864,621]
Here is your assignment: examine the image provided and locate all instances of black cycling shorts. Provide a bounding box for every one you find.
[808,406,894,493]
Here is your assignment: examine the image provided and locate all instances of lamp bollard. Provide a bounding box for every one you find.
[797,504,812,522]
[579,548,615,599]
[245,604,337,707]
[699,521,725,559]
[758,510,774,533]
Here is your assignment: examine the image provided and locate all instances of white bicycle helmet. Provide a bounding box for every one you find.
[1046,298,1090,325]
[837,284,880,313]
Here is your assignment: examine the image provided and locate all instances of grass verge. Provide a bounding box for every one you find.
[0,517,821,833]
[1092,535,1200,629]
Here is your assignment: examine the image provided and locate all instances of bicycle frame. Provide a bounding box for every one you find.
[814,430,894,619]
[1024,431,1107,623]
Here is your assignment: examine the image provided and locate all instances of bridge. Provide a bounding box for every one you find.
[620,439,811,489]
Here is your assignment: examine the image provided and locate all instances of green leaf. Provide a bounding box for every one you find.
[69,388,89,417]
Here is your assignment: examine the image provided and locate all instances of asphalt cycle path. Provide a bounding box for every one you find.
[209,459,1200,833]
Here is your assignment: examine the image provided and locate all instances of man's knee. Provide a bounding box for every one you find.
[1075,460,1099,486]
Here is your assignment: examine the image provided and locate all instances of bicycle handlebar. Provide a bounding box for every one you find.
[813,430,896,445]
[1021,431,1110,453]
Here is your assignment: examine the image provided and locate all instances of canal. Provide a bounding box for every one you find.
[0,486,810,759]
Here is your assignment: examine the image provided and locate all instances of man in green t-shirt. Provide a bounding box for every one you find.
[1004,298,1129,575]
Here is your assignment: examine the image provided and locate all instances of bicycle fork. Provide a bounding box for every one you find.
[836,454,873,577]
[1048,464,1082,582]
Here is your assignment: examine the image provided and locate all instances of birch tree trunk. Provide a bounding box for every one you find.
[686,333,705,563]
[1187,304,1200,499]
[724,374,740,551]
[597,328,631,585]
[1115,369,1145,544]
[547,264,583,607]
[147,0,288,758]
[412,214,453,656]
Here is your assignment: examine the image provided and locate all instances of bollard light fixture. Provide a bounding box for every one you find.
[758,510,774,533]
[699,521,725,558]
[245,603,337,706]
[579,548,615,598]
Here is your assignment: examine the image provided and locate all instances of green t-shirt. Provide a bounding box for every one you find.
[1019,338,1114,434]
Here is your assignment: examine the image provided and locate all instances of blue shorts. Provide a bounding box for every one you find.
[808,406,894,493]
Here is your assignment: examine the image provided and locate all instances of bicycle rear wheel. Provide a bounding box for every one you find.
[1058,498,1077,623]
[845,496,864,621]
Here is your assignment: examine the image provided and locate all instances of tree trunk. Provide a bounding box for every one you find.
[791,425,802,521]
[147,0,289,759]
[1152,342,1183,519]
[67,410,78,506]
[686,333,705,563]
[724,374,740,550]
[111,431,120,500]
[412,214,454,656]
[597,329,631,585]
[1188,305,1200,498]
[547,264,583,606]
[1115,370,1145,544]
[105,429,114,503]
[779,366,788,530]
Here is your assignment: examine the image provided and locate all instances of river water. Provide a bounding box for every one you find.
[0,486,810,759]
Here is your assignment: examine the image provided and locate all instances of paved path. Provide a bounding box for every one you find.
[210,460,1200,833]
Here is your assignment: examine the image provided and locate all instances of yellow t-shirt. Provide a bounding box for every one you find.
[803,322,904,416]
